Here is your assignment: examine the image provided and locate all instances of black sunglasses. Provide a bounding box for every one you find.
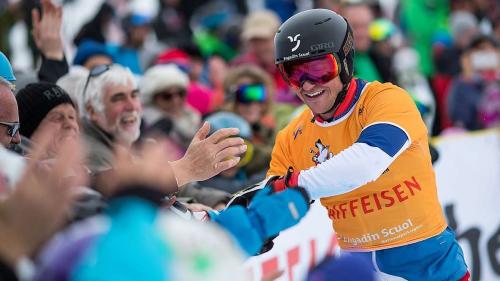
[0,121,20,137]
[81,64,111,103]
[156,89,187,101]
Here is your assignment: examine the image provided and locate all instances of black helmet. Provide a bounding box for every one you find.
[274,9,355,85]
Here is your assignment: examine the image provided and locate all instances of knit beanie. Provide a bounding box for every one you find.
[16,82,75,138]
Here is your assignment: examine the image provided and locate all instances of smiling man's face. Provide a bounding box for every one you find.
[90,79,143,145]
[296,76,343,120]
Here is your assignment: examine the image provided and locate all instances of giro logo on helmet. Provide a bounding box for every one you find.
[288,34,301,52]
[310,42,335,51]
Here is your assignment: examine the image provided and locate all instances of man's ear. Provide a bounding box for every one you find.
[86,103,98,122]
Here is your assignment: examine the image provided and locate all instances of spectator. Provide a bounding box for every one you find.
[3,0,69,91]
[31,0,69,83]
[31,139,309,281]
[232,10,297,104]
[0,51,16,84]
[15,82,105,221]
[0,77,21,149]
[80,64,142,174]
[433,11,479,133]
[155,47,215,116]
[16,82,78,159]
[73,2,115,46]
[199,112,266,194]
[399,0,449,77]
[393,48,436,130]
[222,65,275,177]
[436,11,479,78]
[447,35,500,130]
[141,64,201,156]
[72,40,113,70]
[152,0,192,46]
[107,13,152,75]
[0,131,85,281]
[223,65,276,146]
[341,2,393,83]
[368,18,398,83]
[56,66,89,115]
[0,52,20,149]
[493,17,500,42]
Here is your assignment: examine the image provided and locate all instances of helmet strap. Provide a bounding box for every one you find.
[327,81,350,114]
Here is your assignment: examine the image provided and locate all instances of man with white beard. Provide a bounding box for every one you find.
[81,64,144,174]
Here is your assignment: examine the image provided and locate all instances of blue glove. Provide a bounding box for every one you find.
[212,187,310,255]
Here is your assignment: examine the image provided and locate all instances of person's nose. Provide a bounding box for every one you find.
[301,80,316,91]
[124,96,140,111]
[11,131,21,145]
[62,117,78,131]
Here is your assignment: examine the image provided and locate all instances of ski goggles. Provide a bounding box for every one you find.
[278,54,340,89]
[235,84,266,103]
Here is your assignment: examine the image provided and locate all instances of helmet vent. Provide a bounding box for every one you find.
[314,17,332,25]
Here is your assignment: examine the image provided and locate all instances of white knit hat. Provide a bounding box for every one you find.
[140,64,189,105]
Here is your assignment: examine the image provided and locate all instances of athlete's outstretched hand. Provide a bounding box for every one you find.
[269,167,300,192]
[170,121,247,186]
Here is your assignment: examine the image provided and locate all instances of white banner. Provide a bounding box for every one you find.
[245,202,336,281]
[246,129,500,281]
[434,129,500,281]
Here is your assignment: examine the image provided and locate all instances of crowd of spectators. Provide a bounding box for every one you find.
[0,0,498,280]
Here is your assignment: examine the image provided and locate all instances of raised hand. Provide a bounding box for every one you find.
[96,139,179,196]
[170,122,247,186]
[0,131,86,267]
[31,0,64,60]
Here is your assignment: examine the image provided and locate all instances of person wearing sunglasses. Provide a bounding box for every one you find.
[0,78,21,149]
[265,9,469,281]
[140,64,202,155]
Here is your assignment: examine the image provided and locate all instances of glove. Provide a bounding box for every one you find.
[212,187,310,256]
[270,166,300,192]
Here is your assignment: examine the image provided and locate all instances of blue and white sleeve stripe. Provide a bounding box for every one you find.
[356,122,410,157]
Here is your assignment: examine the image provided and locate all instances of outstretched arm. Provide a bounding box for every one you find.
[170,121,247,187]
[296,123,410,199]
[97,122,247,196]
[31,0,68,82]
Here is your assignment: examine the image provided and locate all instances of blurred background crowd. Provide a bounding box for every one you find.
[0,0,498,280]
[0,0,498,136]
